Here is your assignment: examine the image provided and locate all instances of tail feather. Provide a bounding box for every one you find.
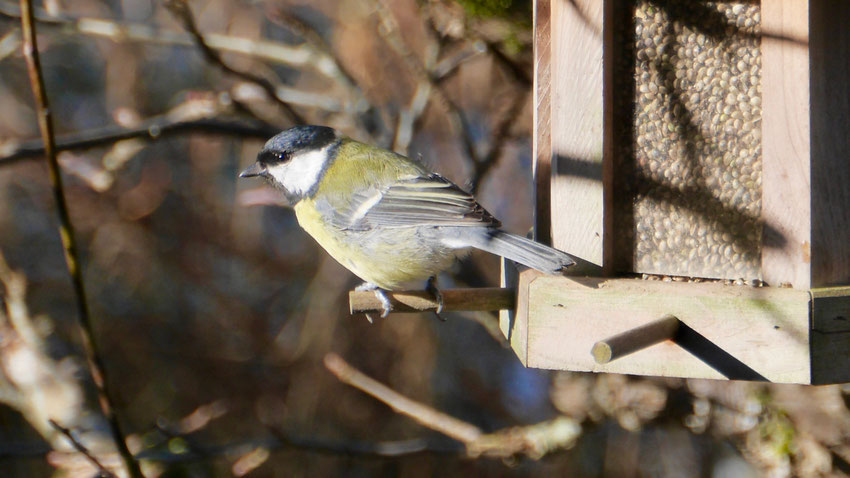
[446,229,575,274]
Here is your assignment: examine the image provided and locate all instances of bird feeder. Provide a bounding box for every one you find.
[499,0,850,384]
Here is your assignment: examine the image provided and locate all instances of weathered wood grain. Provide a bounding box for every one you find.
[533,0,552,244]
[809,0,850,287]
[761,0,812,288]
[500,260,531,364]
[549,0,605,266]
[811,286,850,384]
[762,0,850,288]
[509,270,812,383]
[592,314,680,364]
[349,288,514,314]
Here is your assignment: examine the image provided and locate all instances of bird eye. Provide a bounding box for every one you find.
[275,151,291,162]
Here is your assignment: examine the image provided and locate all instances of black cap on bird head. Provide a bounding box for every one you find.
[239,125,338,178]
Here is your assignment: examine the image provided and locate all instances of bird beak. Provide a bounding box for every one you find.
[239,162,265,178]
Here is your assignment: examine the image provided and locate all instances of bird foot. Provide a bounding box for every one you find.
[356,282,392,320]
[426,276,446,322]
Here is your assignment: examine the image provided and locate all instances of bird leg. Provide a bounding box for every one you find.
[426,276,446,321]
[356,282,392,321]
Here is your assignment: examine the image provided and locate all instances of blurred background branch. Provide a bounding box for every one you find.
[0,115,278,165]
[164,0,305,125]
[325,352,581,460]
[49,419,116,478]
[1,0,849,476]
[17,0,142,476]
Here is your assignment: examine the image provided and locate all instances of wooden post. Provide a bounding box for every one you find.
[548,0,605,267]
[762,0,850,288]
[349,288,514,315]
[592,315,680,364]
[533,0,552,244]
[810,286,850,384]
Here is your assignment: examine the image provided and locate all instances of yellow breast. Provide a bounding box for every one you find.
[293,199,455,289]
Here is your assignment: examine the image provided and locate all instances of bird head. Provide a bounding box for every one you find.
[239,125,340,201]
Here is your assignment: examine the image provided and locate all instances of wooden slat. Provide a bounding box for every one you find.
[601,0,625,276]
[762,0,850,288]
[761,0,811,289]
[810,286,850,384]
[500,261,530,365]
[532,0,552,244]
[809,0,850,287]
[512,270,812,383]
[548,0,605,266]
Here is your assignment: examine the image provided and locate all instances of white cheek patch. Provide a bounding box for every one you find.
[266,146,331,196]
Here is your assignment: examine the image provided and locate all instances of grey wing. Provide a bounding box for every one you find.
[330,173,501,231]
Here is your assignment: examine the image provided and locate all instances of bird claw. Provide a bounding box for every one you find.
[356,282,392,320]
[374,289,392,318]
[426,276,446,322]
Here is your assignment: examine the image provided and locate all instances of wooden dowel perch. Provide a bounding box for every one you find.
[349,287,514,315]
[591,315,681,364]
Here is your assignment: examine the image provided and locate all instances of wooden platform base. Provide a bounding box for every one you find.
[500,261,850,384]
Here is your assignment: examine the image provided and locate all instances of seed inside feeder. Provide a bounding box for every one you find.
[611,0,763,280]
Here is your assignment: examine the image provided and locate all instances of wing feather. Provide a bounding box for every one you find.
[331,173,500,230]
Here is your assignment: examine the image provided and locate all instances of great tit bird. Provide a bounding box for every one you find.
[239,125,575,318]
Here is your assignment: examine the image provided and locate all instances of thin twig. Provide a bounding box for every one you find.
[469,90,529,194]
[17,2,143,477]
[372,0,529,196]
[2,434,458,462]
[0,1,350,83]
[262,6,383,141]
[324,353,483,443]
[480,39,532,87]
[393,81,432,154]
[153,412,458,461]
[268,429,459,457]
[263,6,363,98]
[431,41,487,81]
[164,0,305,125]
[49,420,116,478]
[143,433,456,463]
[324,353,582,460]
[0,116,278,166]
[371,0,479,162]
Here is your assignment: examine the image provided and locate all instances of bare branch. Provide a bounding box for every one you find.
[49,420,116,478]
[261,4,390,141]
[371,0,530,195]
[324,353,483,443]
[264,6,363,99]
[349,287,514,315]
[17,1,143,476]
[164,0,305,125]
[324,353,582,460]
[465,416,581,460]
[0,116,278,166]
[480,39,532,87]
[431,41,487,81]
[0,1,347,82]
[470,90,529,194]
[268,429,459,457]
[370,0,478,161]
[393,81,432,154]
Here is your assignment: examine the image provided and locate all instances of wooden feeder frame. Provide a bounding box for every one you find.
[498,0,850,384]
